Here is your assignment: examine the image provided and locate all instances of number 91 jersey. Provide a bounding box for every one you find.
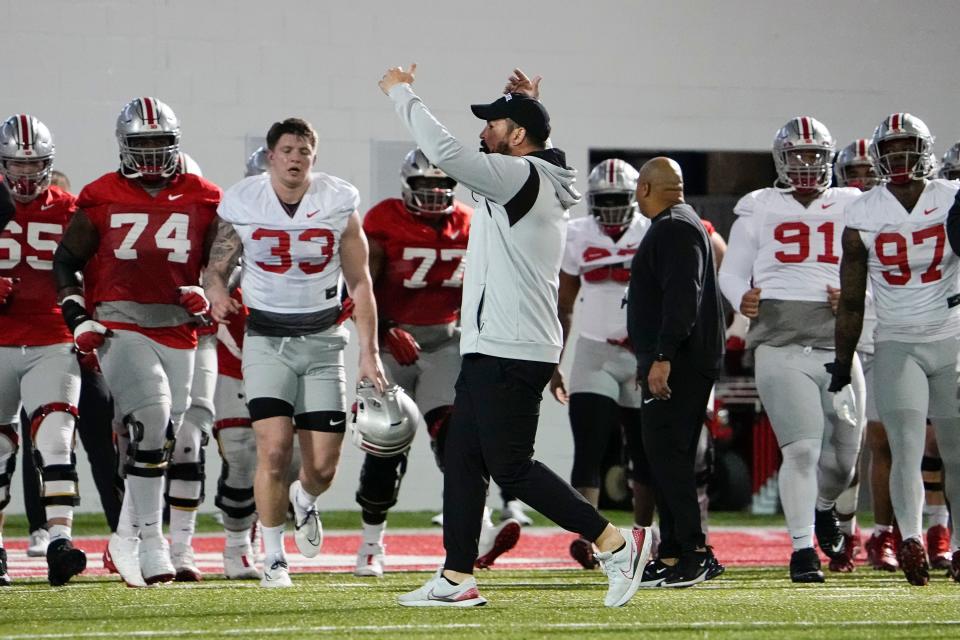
[78,172,220,308]
[363,198,471,325]
[845,179,960,342]
[732,187,861,301]
[218,173,359,314]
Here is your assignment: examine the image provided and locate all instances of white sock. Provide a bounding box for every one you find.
[295,484,318,512]
[128,475,164,539]
[874,523,894,534]
[839,516,857,536]
[225,529,250,548]
[169,508,197,547]
[262,524,285,560]
[924,504,950,529]
[116,489,138,539]
[48,524,71,542]
[482,506,494,528]
[779,439,820,551]
[0,532,4,547]
[362,521,386,546]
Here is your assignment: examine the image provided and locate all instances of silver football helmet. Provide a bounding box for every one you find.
[773,116,835,192]
[834,139,879,191]
[0,114,55,201]
[116,97,181,179]
[870,113,935,184]
[177,151,203,177]
[939,142,960,180]
[400,148,456,217]
[350,382,423,457]
[245,146,268,177]
[587,159,639,231]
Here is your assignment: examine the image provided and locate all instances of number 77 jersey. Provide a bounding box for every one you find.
[845,179,960,342]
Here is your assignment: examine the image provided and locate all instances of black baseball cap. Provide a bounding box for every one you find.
[471,93,551,141]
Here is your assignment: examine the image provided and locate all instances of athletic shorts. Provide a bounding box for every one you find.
[568,337,642,408]
[0,343,81,424]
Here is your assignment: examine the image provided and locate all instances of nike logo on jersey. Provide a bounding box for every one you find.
[820,203,835,210]
[450,230,461,240]
[306,209,321,218]
[167,194,183,201]
[924,207,938,215]
[40,203,55,211]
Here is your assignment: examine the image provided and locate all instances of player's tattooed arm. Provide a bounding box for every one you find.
[203,216,243,323]
[834,227,868,369]
[53,209,99,300]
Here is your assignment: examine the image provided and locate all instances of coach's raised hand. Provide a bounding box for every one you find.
[379,63,417,95]
[503,68,542,99]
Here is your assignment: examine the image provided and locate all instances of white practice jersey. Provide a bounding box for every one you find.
[561,214,649,342]
[218,173,359,314]
[845,179,960,343]
[719,187,862,307]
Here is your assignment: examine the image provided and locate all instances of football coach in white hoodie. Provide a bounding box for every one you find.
[380,65,651,608]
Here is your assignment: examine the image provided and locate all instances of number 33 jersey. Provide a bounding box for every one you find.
[218,173,359,315]
[363,198,471,325]
[726,187,862,301]
[845,179,960,342]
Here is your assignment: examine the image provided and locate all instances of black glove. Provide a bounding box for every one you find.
[825,361,852,393]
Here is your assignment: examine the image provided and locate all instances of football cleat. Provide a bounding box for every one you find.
[224,543,261,580]
[898,538,930,586]
[949,550,960,583]
[569,536,599,569]
[46,538,87,587]
[354,542,385,578]
[0,548,10,586]
[501,500,534,526]
[828,532,858,573]
[289,480,323,558]
[865,529,898,571]
[398,568,487,607]
[102,545,118,574]
[789,547,825,583]
[597,527,651,607]
[171,543,202,582]
[430,512,444,526]
[260,556,292,588]
[476,518,521,569]
[139,536,175,585]
[27,529,50,558]
[927,525,952,570]
[108,534,147,588]
[814,508,846,560]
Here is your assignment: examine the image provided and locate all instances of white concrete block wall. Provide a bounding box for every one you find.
[2,0,959,514]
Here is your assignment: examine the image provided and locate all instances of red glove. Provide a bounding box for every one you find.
[0,276,17,304]
[74,319,111,355]
[385,327,420,365]
[178,286,210,316]
[336,297,355,325]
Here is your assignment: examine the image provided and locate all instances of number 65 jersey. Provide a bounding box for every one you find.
[218,173,359,315]
[845,179,960,343]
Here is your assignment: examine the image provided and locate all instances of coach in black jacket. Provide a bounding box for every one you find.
[627,157,724,587]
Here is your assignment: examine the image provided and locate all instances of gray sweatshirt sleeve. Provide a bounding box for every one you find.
[389,83,530,206]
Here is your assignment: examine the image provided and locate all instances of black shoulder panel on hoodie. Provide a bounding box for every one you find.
[504,161,540,227]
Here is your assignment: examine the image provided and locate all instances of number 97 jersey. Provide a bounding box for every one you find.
[363,198,471,325]
[845,179,960,342]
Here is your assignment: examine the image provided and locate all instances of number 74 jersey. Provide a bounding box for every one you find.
[845,179,960,342]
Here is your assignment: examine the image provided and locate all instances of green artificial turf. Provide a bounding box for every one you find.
[0,568,956,639]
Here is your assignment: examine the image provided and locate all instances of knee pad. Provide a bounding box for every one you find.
[922,455,944,492]
[355,451,408,515]
[214,419,257,529]
[123,405,175,479]
[425,406,452,472]
[166,423,207,511]
[30,405,81,509]
[0,425,19,510]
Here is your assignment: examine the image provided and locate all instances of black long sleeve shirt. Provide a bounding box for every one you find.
[627,203,724,378]
[0,181,13,231]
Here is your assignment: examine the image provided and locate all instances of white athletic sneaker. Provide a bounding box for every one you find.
[597,527,652,607]
[108,533,147,588]
[355,542,385,578]
[261,556,292,588]
[289,480,323,558]
[430,512,444,526]
[398,569,487,607]
[27,529,50,558]
[171,543,202,582]
[501,500,534,526]
[476,518,521,569]
[139,536,175,585]
[224,543,262,580]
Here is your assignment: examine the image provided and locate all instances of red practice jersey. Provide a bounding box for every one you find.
[0,185,76,346]
[363,198,471,325]
[78,172,220,348]
[216,288,247,380]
